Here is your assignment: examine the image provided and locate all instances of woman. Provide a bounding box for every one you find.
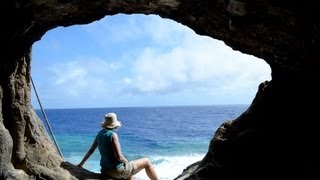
[78,112,158,180]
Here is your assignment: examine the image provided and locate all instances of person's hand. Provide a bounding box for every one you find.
[77,163,83,167]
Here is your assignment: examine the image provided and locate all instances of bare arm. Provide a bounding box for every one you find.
[78,138,98,167]
[112,133,129,163]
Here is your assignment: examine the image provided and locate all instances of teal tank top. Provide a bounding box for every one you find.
[96,129,122,169]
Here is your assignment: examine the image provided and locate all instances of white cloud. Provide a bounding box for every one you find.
[53,15,271,101]
[126,33,271,95]
[51,62,87,86]
[48,58,121,97]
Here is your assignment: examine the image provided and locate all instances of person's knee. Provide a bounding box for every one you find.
[141,157,152,167]
[146,157,152,163]
[146,158,153,167]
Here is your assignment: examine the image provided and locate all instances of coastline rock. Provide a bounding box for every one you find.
[1,0,320,179]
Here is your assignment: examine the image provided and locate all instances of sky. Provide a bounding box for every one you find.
[31,14,271,109]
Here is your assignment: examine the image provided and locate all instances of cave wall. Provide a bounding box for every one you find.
[1,0,320,179]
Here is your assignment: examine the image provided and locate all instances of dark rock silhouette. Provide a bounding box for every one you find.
[1,0,319,179]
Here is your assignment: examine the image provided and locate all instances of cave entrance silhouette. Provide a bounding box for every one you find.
[31,14,271,179]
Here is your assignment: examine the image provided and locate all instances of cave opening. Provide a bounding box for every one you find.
[30,14,271,179]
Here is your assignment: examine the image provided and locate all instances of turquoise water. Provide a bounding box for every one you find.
[36,105,248,179]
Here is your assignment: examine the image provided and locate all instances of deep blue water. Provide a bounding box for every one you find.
[36,105,248,179]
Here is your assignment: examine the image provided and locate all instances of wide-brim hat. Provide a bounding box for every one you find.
[101,112,122,129]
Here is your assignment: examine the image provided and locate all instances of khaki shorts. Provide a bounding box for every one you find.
[101,162,137,179]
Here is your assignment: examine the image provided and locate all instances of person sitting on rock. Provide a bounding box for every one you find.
[78,112,158,180]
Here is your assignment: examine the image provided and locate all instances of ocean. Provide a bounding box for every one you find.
[35,105,248,180]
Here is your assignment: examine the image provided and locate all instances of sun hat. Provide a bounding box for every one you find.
[101,112,122,129]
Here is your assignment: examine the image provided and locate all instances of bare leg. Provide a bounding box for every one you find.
[131,158,158,180]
